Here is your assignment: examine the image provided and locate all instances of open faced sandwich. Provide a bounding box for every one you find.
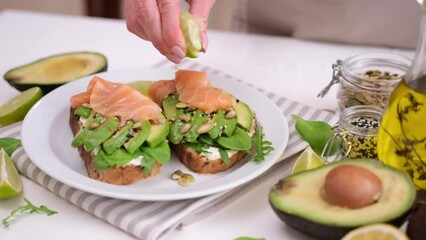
[69,76,170,185]
[148,70,258,174]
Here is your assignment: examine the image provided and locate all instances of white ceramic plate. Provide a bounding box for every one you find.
[21,68,289,201]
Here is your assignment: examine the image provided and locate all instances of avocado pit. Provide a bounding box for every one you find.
[322,165,382,209]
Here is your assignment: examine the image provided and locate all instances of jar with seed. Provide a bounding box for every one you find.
[318,52,410,112]
[322,105,383,162]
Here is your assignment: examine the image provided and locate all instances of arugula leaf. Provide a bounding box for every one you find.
[233,237,266,240]
[2,198,57,228]
[218,148,230,165]
[139,154,156,176]
[0,138,21,156]
[253,127,274,162]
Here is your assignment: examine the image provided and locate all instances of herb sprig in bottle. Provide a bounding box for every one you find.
[377,1,426,190]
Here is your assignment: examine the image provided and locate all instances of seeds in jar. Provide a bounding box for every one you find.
[338,69,402,110]
[342,117,379,159]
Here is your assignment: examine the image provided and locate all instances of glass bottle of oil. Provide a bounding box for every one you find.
[377,3,426,190]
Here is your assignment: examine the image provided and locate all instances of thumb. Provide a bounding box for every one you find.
[187,0,216,51]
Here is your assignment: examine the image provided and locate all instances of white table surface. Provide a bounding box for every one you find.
[0,10,414,240]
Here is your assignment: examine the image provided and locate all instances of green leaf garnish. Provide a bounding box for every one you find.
[233,237,266,240]
[0,138,21,156]
[2,198,57,228]
[293,115,340,156]
[253,127,274,162]
[218,148,230,165]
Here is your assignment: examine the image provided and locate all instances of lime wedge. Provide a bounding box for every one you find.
[291,146,325,174]
[180,12,202,58]
[0,87,43,127]
[127,81,153,98]
[0,148,22,199]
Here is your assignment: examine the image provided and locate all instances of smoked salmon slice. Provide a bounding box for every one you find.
[148,79,176,104]
[70,76,162,122]
[148,70,236,113]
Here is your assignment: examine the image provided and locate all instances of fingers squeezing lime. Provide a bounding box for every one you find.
[180,12,202,58]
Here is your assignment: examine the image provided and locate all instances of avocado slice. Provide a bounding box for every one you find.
[71,112,103,148]
[162,96,178,120]
[83,117,119,152]
[4,52,108,94]
[102,121,133,154]
[233,101,254,131]
[146,121,170,147]
[124,120,151,153]
[269,159,416,240]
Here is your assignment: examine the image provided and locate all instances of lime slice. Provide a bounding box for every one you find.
[342,223,409,240]
[291,146,325,174]
[0,148,22,199]
[127,81,153,98]
[0,87,43,127]
[180,11,202,58]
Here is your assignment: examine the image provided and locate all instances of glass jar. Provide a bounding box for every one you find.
[318,52,411,112]
[323,105,383,162]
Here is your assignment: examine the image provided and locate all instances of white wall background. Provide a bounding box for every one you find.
[0,0,234,31]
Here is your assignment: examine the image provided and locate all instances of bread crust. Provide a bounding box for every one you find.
[173,144,247,174]
[69,108,161,185]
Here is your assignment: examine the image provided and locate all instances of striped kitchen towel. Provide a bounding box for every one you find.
[0,62,337,240]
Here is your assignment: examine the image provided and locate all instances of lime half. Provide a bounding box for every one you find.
[128,81,153,98]
[180,12,202,58]
[291,146,325,175]
[0,148,22,199]
[0,87,43,127]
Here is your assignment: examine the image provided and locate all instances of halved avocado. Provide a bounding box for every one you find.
[269,159,416,240]
[4,52,108,94]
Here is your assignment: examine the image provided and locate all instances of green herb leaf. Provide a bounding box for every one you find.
[0,138,21,156]
[293,115,340,156]
[218,148,230,165]
[233,237,266,240]
[253,127,274,162]
[2,198,57,228]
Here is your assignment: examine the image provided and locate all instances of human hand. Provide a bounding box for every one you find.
[125,0,216,63]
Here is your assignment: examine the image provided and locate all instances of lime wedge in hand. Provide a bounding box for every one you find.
[127,81,153,98]
[0,148,22,199]
[0,87,43,127]
[291,146,325,174]
[180,11,202,58]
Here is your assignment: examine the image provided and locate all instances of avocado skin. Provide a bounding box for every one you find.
[407,202,426,240]
[270,201,412,240]
[4,51,108,94]
[269,159,418,240]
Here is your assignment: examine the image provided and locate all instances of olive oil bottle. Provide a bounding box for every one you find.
[377,2,426,189]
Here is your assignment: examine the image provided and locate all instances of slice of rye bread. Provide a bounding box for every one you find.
[174,118,257,174]
[69,108,161,185]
